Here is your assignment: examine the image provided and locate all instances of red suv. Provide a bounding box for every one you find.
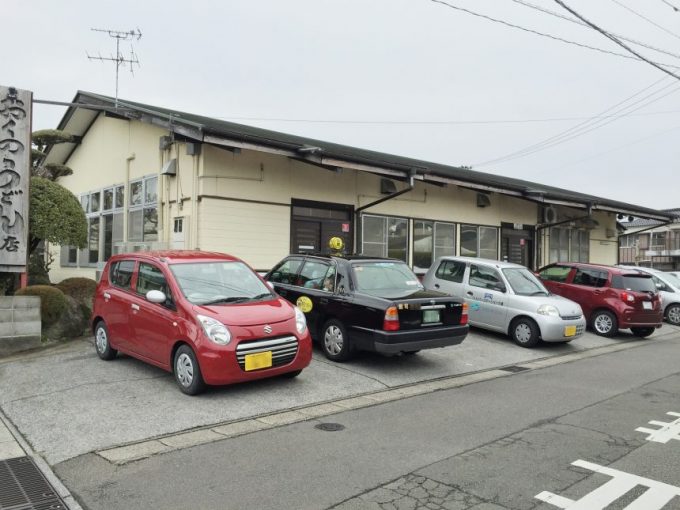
[537,263,663,338]
[92,251,313,395]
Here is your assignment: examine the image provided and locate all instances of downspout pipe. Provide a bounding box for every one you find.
[355,170,417,215]
[353,170,416,255]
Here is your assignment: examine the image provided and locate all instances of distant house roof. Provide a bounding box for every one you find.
[45,91,675,222]
[620,208,680,230]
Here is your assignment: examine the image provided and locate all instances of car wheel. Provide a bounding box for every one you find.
[665,304,680,326]
[510,318,540,348]
[94,321,118,360]
[321,319,353,362]
[174,345,206,395]
[631,327,655,338]
[591,310,618,337]
[281,369,302,379]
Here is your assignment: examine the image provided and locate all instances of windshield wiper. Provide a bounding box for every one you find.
[200,296,250,305]
[530,291,549,296]
[249,292,273,301]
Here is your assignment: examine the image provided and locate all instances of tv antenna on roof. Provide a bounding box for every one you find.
[87,27,142,107]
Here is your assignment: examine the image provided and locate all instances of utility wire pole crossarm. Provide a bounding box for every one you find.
[87,28,142,107]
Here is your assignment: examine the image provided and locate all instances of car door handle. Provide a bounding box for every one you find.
[131,303,140,311]
[466,291,473,297]
[103,292,111,299]
[434,283,440,289]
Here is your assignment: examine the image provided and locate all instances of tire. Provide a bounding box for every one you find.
[173,345,206,395]
[94,321,118,360]
[281,369,303,379]
[321,319,353,362]
[631,327,655,338]
[665,304,680,326]
[591,310,618,337]
[510,317,540,348]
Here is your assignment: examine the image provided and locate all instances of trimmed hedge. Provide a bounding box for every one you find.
[56,277,97,310]
[15,285,68,326]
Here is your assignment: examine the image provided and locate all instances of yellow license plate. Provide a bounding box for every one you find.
[245,351,273,371]
[564,325,577,337]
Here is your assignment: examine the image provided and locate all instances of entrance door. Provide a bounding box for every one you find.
[291,200,353,254]
[501,225,534,269]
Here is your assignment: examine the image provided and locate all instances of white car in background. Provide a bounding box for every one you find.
[617,266,680,326]
[422,257,586,347]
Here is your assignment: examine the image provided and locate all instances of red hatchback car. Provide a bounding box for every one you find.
[92,251,313,395]
[537,262,663,338]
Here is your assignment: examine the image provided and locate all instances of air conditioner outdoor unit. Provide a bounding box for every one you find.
[543,206,558,224]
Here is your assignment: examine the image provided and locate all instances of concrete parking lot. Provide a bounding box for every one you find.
[0,325,678,467]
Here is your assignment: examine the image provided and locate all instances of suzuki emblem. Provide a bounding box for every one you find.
[264,325,273,334]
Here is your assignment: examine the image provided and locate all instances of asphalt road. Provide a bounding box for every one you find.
[52,331,680,510]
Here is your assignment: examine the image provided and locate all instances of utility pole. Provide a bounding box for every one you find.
[87,28,142,107]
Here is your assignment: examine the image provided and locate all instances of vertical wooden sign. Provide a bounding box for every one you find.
[0,86,32,272]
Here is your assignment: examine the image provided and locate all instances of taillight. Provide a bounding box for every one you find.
[460,303,469,325]
[383,306,400,331]
[620,291,635,303]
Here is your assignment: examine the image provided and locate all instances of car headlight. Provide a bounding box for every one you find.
[197,314,232,345]
[537,304,560,317]
[294,306,307,334]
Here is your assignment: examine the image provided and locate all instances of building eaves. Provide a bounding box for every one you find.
[46,91,674,222]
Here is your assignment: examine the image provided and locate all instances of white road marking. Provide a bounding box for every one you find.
[535,460,680,509]
[636,412,680,444]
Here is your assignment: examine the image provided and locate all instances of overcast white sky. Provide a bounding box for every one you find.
[6,0,680,210]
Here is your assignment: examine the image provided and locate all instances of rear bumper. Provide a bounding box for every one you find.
[619,310,664,329]
[351,324,469,354]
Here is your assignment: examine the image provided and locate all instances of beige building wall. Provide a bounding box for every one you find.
[49,117,621,281]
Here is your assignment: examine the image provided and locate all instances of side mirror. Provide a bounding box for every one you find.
[495,285,507,293]
[146,290,167,304]
[656,283,664,289]
[338,284,346,295]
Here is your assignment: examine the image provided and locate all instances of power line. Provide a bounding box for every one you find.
[660,0,679,12]
[610,0,680,40]
[554,123,680,171]
[429,0,680,69]
[214,108,680,126]
[553,0,680,81]
[509,0,680,61]
[473,77,679,166]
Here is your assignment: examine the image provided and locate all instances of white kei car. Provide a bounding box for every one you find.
[422,256,586,347]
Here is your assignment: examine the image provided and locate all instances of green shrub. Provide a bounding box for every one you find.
[15,285,68,326]
[56,277,97,310]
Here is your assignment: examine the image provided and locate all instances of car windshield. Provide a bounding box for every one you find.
[170,261,273,305]
[662,272,680,288]
[619,275,657,293]
[502,268,549,296]
[352,261,423,294]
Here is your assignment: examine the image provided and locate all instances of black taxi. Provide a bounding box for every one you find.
[265,253,469,361]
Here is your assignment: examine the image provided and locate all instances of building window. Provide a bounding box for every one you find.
[619,234,636,248]
[128,176,158,242]
[651,232,666,251]
[413,220,456,273]
[549,228,589,263]
[460,224,499,259]
[65,180,138,268]
[361,214,408,263]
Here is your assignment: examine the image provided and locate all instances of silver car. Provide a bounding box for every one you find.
[617,266,680,326]
[422,257,586,347]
